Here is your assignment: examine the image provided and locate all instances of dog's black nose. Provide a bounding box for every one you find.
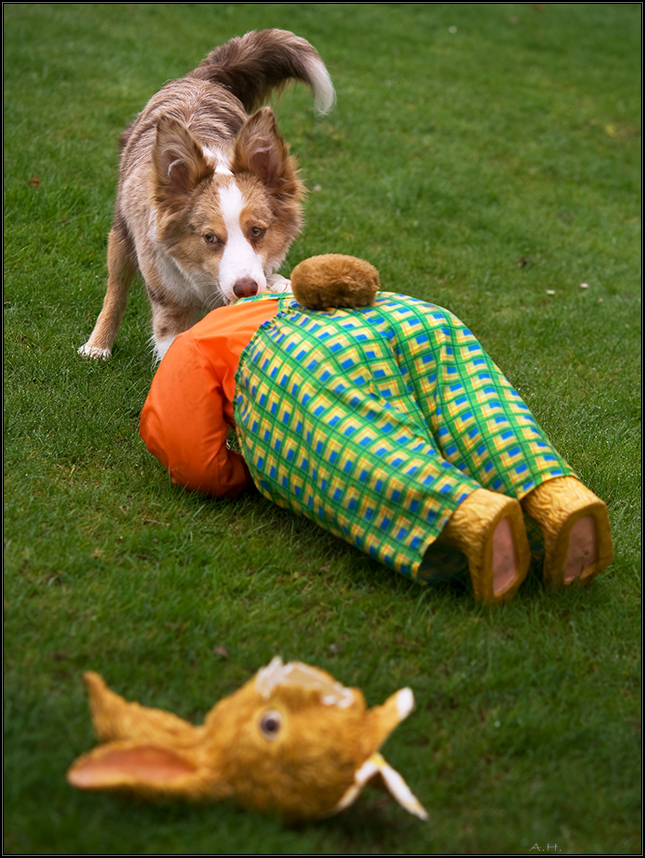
[233,277,259,299]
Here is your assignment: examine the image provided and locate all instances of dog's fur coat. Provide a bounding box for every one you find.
[79,29,334,360]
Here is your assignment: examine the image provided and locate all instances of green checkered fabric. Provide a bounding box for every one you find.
[235,293,573,581]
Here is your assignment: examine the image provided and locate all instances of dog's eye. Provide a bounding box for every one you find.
[259,710,282,740]
[250,226,266,240]
[203,233,220,246]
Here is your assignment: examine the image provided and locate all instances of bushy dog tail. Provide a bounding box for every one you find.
[189,29,335,116]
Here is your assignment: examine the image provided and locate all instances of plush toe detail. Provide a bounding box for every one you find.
[437,489,530,604]
[521,476,613,590]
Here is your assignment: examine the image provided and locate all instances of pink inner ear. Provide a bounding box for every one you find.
[69,745,197,787]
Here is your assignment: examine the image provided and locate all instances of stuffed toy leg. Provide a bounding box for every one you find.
[431,477,612,604]
[290,256,613,602]
[433,488,530,604]
[521,475,613,590]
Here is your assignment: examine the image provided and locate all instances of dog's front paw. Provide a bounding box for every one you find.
[78,343,112,360]
[265,274,292,295]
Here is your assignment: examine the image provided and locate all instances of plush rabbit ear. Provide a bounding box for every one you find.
[365,687,416,753]
[67,741,225,801]
[329,689,428,821]
[68,673,221,800]
[83,672,199,746]
[332,752,428,821]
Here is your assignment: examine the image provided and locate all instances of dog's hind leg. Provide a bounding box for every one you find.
[78,219,137,359]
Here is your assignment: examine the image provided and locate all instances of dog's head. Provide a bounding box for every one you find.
[152,108,304,306]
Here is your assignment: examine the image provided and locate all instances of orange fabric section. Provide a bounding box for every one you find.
[140,298,280,497]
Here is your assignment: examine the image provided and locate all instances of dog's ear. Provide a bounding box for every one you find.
[233,107,301,197]
[153,116,213,205]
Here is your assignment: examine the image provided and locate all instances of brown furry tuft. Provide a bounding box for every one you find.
[290,255,380,311]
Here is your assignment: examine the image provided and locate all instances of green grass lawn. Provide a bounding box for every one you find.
[4,3,641,854]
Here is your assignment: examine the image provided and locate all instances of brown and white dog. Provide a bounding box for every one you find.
[79,29,334,361]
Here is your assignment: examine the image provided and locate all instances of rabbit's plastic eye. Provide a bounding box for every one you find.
[259,710,282,740]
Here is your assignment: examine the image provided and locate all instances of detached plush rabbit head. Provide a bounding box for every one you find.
[68,658,427,823]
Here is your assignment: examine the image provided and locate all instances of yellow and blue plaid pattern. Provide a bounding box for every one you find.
[235,293,573,580]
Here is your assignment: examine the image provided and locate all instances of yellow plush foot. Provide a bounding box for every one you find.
[521,476,613,591]
[436,489,530,604]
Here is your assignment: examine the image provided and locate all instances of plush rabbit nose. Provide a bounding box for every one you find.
[233,277,259,298]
